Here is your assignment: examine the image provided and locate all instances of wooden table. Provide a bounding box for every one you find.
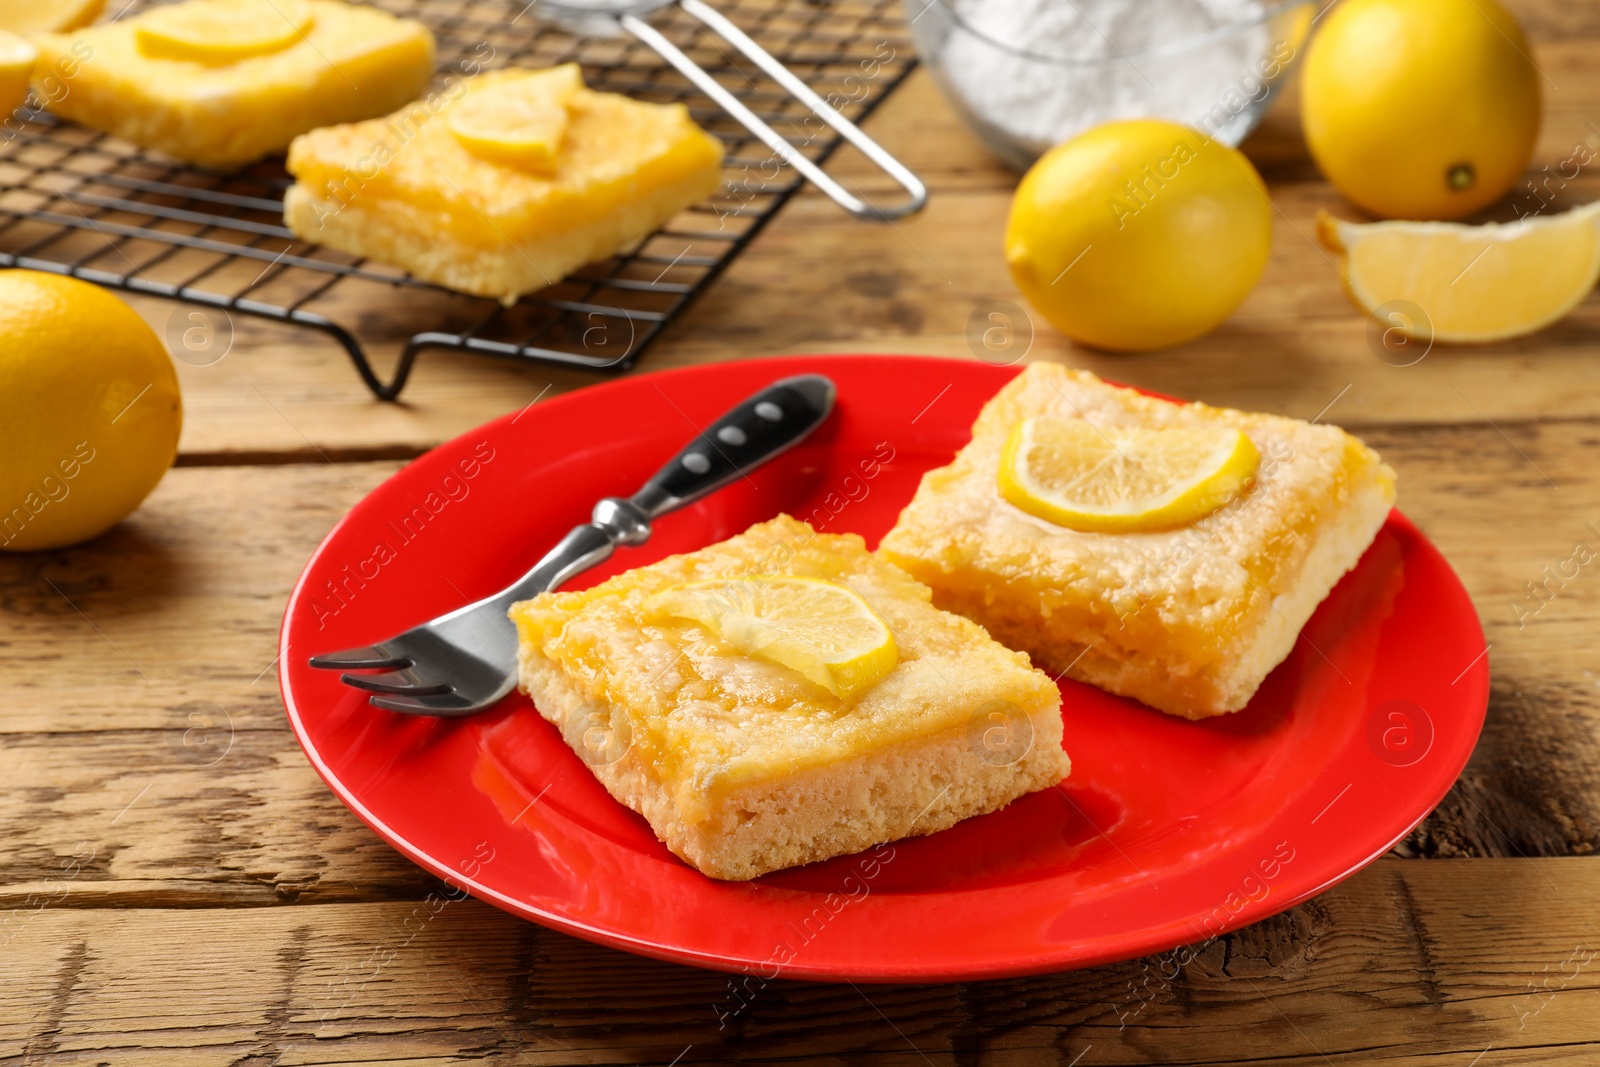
[6,1,1600,1059]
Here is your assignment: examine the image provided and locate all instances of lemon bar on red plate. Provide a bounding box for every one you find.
[285,65,725,302]
[32,0,435,169]
[509,516,1068,881]
[877,364,1397,720]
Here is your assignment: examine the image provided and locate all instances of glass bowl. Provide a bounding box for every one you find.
[903,0,1319,171]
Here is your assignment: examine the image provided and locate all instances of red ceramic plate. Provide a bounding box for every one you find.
[280,355,1489,982]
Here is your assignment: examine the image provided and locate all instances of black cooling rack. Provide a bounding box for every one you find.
[0,0,917,399]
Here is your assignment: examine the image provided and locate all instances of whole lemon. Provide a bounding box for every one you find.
[1006,119,1272,351]
[0,271,182,552]
[1301,0,1540,221]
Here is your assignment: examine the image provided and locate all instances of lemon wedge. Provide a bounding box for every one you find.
[0,29,35,114]
[448,65,584,172]
[136,0,314,64]
[0,0,104,35]
[998,415,1259,533]
[650,575,897,699]
[1318,203,1600,344]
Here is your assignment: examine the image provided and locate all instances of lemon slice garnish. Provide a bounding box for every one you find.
[0,0,104,35]
[0,29,35,115]
[136,0,314,64]
[448,65,585,172]
[650,575,897,699]
[998,415,1259,533]
[1318,202,1600,344]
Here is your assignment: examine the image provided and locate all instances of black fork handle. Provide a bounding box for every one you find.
[485,373,837,612]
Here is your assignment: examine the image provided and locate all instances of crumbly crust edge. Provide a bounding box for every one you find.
[515,641,1069,881]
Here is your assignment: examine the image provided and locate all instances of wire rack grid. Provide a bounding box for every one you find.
[0,0,918,400]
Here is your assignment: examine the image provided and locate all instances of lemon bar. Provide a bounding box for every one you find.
[32,0,435,169]
[284,67,725,302]
[509,516,1068,881]
[0,0,102,36]
[878,364,1397,720]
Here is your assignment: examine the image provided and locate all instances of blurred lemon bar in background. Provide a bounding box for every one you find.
[32,0,434,169]
[0,29,35,116]
[878,364,1397,720]
[283,65,725,303]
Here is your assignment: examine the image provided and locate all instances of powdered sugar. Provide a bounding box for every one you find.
[918,0,1283,166]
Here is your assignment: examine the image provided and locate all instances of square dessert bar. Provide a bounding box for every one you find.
[33,1,435,169]
[285,68,725,302]
[510,516,1068,881]
[878,364,1397,719]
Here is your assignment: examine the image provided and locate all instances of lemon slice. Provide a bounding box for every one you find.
[448,65,584,172]
[136,0,314,64]
[1318,203,1600,344]
[0,29,35,115]
[998,415,1259,533]
[650,575,897,698]
[0,0,104,35]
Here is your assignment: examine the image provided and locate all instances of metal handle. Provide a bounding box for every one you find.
[493,374,837,609]
[619,3,927,220]
[630,374,835,517]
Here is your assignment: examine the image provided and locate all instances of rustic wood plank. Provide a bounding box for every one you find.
[0,0,1595,1054]
[0,461,393,730]
[3,413,1598,907]
[156,172,1600,460]
[652,178,1600,426]
[0,463,432,906]
[3,0,1600,1057]
[1360,419,1600,861]
[0,858,1596,1065]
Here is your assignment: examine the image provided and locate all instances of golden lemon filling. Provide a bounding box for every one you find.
[284,67,725,301]
[510,517,1067,879]
[514,520,1010,785]
[879,364,1396,719]
[998,415,1260,533]
[32,0,435,169]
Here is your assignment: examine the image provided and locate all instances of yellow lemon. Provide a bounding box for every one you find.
[650,576,897,699]
[0,0,104,35]
[448,64,583,172]
[136,0,314,64]
[0,29,34,116]
[1318,202,1600,343]
[1006,119,1272,352]
[1301,0,1540,221]
[0,272,182,552]
[998,415,1260,533]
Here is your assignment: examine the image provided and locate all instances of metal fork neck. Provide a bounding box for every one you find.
[593,497,653,544]
[486,496,651,613]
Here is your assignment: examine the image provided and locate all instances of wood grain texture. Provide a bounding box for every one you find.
[1,418,1597,914]
[1,859,1597,1065]
[5,0,1600,1059]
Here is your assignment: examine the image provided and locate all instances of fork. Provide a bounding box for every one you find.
[307,374,836,716]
